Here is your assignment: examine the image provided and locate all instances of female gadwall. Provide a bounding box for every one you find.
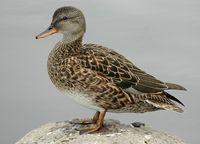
[36,6,186,133]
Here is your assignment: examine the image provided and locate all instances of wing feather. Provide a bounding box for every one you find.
[78,44,184,93]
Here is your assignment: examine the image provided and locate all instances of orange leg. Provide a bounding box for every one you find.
[92,111,100,123]
[73,111,100,124]
[78,110,107,134]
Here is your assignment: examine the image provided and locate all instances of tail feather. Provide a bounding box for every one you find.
[144,92,184,113]
[165,82,187,91]
[164,91,185,106]
[146,100,184,113]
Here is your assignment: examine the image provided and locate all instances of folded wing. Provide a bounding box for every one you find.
[79,44,186,94]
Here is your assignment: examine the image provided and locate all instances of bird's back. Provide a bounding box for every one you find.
[80,43,186,92]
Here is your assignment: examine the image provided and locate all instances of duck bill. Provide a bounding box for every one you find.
[35,26,58,39]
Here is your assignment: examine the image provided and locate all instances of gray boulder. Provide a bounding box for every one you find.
[16,119,186,144]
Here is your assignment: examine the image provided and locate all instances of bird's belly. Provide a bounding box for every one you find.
[60,89,105,111]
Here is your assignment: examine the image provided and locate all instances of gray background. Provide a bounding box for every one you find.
[0,0,199,143]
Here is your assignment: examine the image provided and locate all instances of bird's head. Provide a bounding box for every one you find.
[36,6,86,43]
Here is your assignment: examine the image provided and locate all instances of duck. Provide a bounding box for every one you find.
[36,6,186,133]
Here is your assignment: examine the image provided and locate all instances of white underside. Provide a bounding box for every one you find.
[60,90,105,111]
[60,87,145,113]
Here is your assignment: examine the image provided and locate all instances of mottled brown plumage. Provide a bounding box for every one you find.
[36,6,186,133]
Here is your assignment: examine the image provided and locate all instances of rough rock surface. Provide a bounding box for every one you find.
[16,119,186,144]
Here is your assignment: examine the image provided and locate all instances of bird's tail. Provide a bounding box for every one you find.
[143,92,184,113]
[165,82,187,91]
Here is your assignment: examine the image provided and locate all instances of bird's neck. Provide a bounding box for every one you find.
[61,31,84,44]
[58,37,83,54]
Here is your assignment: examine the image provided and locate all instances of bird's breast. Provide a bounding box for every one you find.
[47,47,76,89]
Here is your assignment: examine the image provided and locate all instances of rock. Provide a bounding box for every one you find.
[16,119,186,144]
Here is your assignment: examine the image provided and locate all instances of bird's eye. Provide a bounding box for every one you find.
[62,16,68,20]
